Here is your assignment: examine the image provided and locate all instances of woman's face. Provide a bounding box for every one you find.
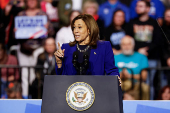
[27,0,38,9]
[162,88,170,100]
[73,19,90,45]
[113,11,125,26]
[85,4,97,16]
[44,38,56,54]
[70,12,80,24]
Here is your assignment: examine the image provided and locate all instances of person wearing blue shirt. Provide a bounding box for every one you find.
[98,0,130,27]
[130,0,165,25]
[115,52,148,76]
[114,35,149,100]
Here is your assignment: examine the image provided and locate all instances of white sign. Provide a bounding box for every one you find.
[15,16,48,39]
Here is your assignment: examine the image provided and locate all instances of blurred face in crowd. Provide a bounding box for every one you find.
[161,87,170,100]
[113,11,125,26]
[20,40,41,55]
[44,38,56,54]
[136,1,150,15]
[73,19,90,44]
[27,0,38,9]
[70,11,80,24]
[84,3,97,16]
[164,10,170,24]
[120,36,134,55]
[108,0,117,4]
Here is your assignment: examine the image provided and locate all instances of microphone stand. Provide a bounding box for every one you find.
[78,54,89,75]
[83,54,89,74]
[72,53,89,75]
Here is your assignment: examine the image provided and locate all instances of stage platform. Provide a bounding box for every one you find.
[0,99,170,113]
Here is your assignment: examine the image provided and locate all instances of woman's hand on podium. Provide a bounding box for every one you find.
[54,42,65,68]
[117,76,121,86]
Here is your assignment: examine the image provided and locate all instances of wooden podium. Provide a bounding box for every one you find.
[41,75,123,113]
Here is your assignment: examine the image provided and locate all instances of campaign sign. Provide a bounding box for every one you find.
[15,16,48,39]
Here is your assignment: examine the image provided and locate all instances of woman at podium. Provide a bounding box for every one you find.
[54,14,120,77]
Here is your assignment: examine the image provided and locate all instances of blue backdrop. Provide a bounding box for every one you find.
[0,100,170,113]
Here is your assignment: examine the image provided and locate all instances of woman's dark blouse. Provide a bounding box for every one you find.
[77,45,91,63]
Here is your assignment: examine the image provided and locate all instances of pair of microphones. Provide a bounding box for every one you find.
[72,51,89,75]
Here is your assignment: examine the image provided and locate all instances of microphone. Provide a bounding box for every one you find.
[72,51,89,75]
[72,51,78,67]
[83,52,89,67]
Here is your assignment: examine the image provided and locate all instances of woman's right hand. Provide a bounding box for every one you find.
[54,43,65,65]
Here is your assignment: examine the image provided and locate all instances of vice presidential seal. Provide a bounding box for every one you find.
[66,82,95,111]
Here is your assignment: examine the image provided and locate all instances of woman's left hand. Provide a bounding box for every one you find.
[117,75,121,86]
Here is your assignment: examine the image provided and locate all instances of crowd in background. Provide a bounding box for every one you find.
[0,0,170,100]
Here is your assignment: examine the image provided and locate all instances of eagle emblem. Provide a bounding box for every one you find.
[66,82,95,111]
[73,89,88,103]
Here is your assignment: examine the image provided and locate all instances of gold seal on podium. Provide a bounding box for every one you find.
[66,82,95,111]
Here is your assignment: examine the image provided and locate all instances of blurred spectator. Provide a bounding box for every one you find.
[114,36,149,100]
[10,40,44,99]
[0,43,19,98]
[6,82,22,99]
[130,0,165,25]
[157,85,170,100]
[82,0,104,39]
[104,10,126,54]
[41,0,59,36]
[125,0,163,99]
[161,9,170,85]
[161,0,170,9]
[123,90,139,100]
[55,10,80,48]
[17,0,54,37]
[31,38,56,98]
[58,0,94,26]
[3,0,24,49]
[41,0,59,22]
[98,0,130,27]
